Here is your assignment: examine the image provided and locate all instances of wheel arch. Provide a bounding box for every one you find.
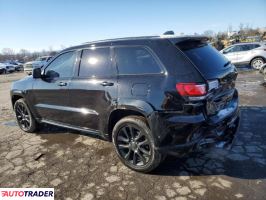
[11,92,24,108]
[250,56,266,65]
[106,100,155,141]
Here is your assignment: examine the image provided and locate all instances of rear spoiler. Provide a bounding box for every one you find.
[167,36,210,45]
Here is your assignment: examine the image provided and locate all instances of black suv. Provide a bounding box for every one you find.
[11,36,239,172]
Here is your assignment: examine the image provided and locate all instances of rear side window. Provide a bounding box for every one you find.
[177,40,231,78]
[79,48,112,77]
[115,46,162,74]
[248,44,260,50]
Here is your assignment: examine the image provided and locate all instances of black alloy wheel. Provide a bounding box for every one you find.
[14,99,37,132]
[112,116,163,172]
[116,124,152,166]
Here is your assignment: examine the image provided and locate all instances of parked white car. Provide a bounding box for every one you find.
[5,60,24,71]
[0,62,16,74]
[220,42,266,69]
[24,56,52,75]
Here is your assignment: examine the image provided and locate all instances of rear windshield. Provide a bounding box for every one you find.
[176,40,231,78]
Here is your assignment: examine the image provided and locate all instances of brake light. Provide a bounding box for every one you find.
[176,83,207,96]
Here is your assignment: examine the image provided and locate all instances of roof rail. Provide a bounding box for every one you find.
[82,35,159,45]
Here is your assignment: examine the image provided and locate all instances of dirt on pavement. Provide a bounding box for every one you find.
[0,70,266,200]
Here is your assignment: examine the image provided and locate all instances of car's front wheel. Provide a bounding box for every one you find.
[251,57,265,70]
[112,116,163,173]
[14,98,38,133]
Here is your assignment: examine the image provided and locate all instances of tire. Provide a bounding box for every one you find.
[251,57,265,70]
[14,98,38,133]
[112,116,163,173]
[3,69,6,74]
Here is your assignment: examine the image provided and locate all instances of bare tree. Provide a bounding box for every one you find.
[203,30,215,37]
[1,48,15,60]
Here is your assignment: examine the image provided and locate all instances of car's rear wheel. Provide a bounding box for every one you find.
[112,116,163,173]
[251,57,265,70]
[14,98,37,133]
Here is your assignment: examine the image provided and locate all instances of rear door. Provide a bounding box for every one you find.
[68,47,117,131]
[114,45,166,110]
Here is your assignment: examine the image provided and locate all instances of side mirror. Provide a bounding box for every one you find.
[33,67,42,78]
[45,70,59,78]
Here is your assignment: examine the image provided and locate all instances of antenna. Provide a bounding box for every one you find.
[163,30,175,35]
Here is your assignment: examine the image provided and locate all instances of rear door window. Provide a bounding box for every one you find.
[114,46,163,74]
[79,47,113,77]
[248,44,260,50]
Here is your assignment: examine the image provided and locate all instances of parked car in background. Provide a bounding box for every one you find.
[5,60,24,71]
[24,56,52,75]
[220,42,266,69]
[11,35,239,172]
[0,64,5,74]
[0,62,16,74]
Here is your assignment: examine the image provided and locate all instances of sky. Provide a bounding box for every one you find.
[0,0,266,52]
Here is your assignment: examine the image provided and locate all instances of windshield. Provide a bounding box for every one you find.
[176,41,231,78]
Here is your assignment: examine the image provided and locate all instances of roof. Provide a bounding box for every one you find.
[63,35,209,52]
[233,42,265,45]
[82,35,159,45]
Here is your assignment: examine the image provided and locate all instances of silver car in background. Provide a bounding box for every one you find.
[0,62,16,74]
[221,42,266,69]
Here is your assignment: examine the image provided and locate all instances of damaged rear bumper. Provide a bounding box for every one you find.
[149,97,240,154]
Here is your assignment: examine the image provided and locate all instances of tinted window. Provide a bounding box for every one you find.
[115,47,162,74]
[45,51,77,78]
[238,45,250,51]
[79,48,112,77]
[177,41,231,78]
[248,44,260,50]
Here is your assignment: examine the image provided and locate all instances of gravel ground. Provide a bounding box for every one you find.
[0,70,266,200]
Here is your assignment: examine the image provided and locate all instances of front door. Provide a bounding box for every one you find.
[223,46,238,64]
[68,47,117,132]
[32,51,78,124]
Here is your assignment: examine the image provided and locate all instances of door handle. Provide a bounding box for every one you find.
[100,81,114,86]
[58,81,67,86]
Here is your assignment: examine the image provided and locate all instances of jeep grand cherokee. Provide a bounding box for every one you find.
[10,35,239,172]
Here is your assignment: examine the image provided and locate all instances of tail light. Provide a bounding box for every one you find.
[176,83,207,96]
